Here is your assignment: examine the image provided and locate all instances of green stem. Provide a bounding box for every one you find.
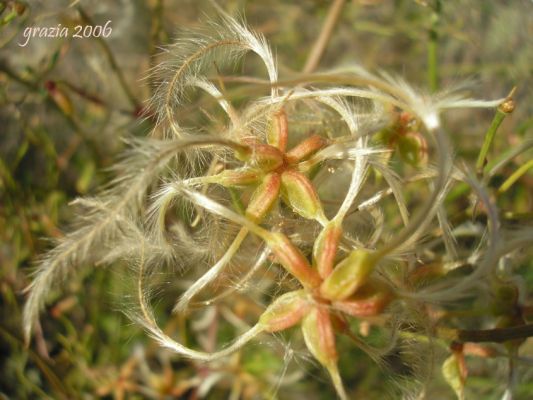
[498,159,533,194]
[476,90,516,175]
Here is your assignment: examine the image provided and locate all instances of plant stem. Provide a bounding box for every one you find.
[77,6,141,109]
[302,0,345,74]
[455,324,533,344]
[476,88,516,176]
[428,0,441,93]
[498,159,533,194]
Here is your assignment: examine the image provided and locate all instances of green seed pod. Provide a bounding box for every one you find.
[313,222,342,279]
[320,249,376,301]
[301,307,338,367]
[245,172,280,223]
[397,131,427,167]
[259,290,309,332]
[281,170,326,223]
[266,108,288,152]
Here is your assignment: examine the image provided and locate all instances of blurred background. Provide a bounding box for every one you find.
[1,0,532,399]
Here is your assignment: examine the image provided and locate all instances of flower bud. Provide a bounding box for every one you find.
[301,307,338,367]
[498,98,515,114]
[313,222,342,279]
[268,232,321,288]
[333,281,391,317]
[245,173,280,223]
[281,170,326,223]
[259,290,309,332]
[320,249,376,301]
[285,134,328,164]
[266,108,288,152]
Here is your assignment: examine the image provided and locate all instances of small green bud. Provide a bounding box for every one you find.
[259,290,309,332]
[266,108,288,152]
[320,249,376,301]
[245,173,280,223]
[313,222,342,279]
[281,170,326,223]
[301,307,338,367]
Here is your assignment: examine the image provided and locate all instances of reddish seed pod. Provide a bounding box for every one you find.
[217,169,261,187]
[269,232,322,288]
[313,222,342,279]
[238,140,285,171]
[301,307,338,367]
[259,290,309,332]
[285,134,328,164]
[245,173,281,223]
[267,108,288,152]
[333,281,392,317]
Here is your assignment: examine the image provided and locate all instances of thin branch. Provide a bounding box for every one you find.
[302,0,345,74]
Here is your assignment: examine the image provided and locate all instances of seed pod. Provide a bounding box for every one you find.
[333,281,392,317]
[313,222,342,279]
[266,108,288,152]
[301,307,338,367]
[320,249,376,301]
[237,140,284,171]
[268,232,321,288]
[397,131,428,167]
[281,170,326,223]
[259,290,309,332]
[217,169,261,187]
[491,281,519,316]
[245,173,280,223]
[285,134,328,164]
